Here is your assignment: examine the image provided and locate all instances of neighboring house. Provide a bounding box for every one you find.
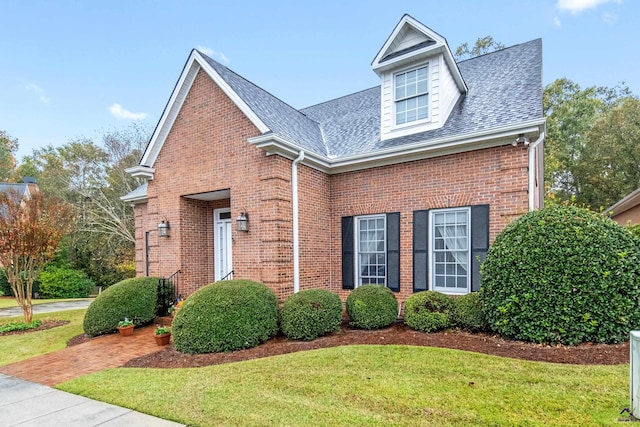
[123,15,545,303]
[608,188,640,225]
[0,178,38,206]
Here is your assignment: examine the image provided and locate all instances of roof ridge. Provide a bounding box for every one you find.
[456,38,541,64]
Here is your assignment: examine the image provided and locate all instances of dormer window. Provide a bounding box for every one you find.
[395,65,428,125]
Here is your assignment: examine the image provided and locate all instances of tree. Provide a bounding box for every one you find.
[0,131,19,181]
[0,190,73,322]
[455,36,505,61]
[577,97,640,208]
[544,78,635,209]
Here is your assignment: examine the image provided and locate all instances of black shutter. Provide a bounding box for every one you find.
[413,210,429,292]
[386,212,400,292]
[341,216,354,290]
[470,205,490,292]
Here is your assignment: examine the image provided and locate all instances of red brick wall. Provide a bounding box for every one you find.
[132,67,531,305]
[326,145,530,303]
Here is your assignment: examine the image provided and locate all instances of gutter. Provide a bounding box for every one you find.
[292,150,305,293]
[528,131,545,211]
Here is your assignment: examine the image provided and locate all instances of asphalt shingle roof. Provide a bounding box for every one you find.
[0,183,29,199]
[198,38,543,159]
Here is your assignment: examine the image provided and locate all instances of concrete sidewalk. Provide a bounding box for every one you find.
[0,299,93,318]
[0,374,185,426]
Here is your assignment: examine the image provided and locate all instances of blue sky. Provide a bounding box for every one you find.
[1,0,637,160]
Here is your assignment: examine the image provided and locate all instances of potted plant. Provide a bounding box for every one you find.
[154,324,171,346]
[116,318,135,336]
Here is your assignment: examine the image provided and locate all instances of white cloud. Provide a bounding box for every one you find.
[554,16,562,26]
[196,45,230,64]
[557,0,622,14]
[109,104,148,120]
[24,83,50,104]
[602,12,618,23]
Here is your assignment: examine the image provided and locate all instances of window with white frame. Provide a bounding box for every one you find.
[431,208,470,293]
[356,215,386,286]
[395,65,429,125]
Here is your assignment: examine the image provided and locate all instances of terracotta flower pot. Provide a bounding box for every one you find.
[117,325,134,336]
[154,333,171,346]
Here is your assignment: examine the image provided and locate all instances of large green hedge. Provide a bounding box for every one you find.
[172,279,278,354]
[39,266,95,299]
[346,285,398,330]
[83,277,159,337]
[404,291,455,333]
[453,292,488,332]
[280,289,343,341]
[480,205,640,345]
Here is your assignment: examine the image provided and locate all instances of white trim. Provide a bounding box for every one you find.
[428,207,471,295]
[249,119,546,174]
[137,50,271,171]
[124,165,155,179]
[354,214,387,287]
[214,208,233,282]
[371,15,467,93]
[392,63,431,129]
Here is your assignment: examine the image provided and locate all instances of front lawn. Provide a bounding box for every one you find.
[0,309,86,366]
[58,344,628,426]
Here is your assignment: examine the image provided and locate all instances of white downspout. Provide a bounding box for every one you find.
[528,131,545,211]
[292,150,305,293]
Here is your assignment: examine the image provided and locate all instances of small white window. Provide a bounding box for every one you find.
[430,208,470,294]
[395,65,428,125]
[356,215,386,286]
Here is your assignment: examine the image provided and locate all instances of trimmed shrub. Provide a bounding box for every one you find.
[0,268,11,296]
[346,285,398,330]
[404,291,455,333]
[280,289,342,341]
[453,292,488,332]
[172,279,278,354]
[38,266,95,299]
[480,205,640,345]
[83,277,159,337]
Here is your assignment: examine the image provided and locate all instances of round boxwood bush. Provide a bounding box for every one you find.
[404,291,455,333]
[172,279,278,354]
[480,205,640,345]
[453,292,488,332]
[39,266,95,299]
[346,285,398,330]
[281,289,342,341]
[83,277,159,337]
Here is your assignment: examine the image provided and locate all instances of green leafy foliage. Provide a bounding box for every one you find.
[83,277,159,337]
[346,285,398,330]
[480,205,640,345]
[38,266,95,298]
[0,319,42,333]
[453,292,488,332]
[404,291,455,333]
[280,289,343,341]
[0,268,11,296]
[172,279,278,354]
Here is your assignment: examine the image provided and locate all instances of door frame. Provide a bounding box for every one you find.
[213,208,233,281]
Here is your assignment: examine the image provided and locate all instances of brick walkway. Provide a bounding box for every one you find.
[0,324,166,386]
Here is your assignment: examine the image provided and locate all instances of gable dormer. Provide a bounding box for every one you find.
[372,15,468,141]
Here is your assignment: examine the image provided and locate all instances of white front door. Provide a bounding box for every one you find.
[214,208,233,281]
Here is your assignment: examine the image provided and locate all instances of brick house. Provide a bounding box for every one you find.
[608,188,640,225]
[123,15,545,303]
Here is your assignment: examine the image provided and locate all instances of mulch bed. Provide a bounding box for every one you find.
[0,320,69,336]
[117,322,629,368]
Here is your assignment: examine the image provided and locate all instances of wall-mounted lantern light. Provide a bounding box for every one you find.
[158,220,170,237]
[236,211,249,232]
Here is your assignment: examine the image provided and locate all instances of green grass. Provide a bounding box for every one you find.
[0,297,92,309]
[58,345,629,426]
[0,309,86,366]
